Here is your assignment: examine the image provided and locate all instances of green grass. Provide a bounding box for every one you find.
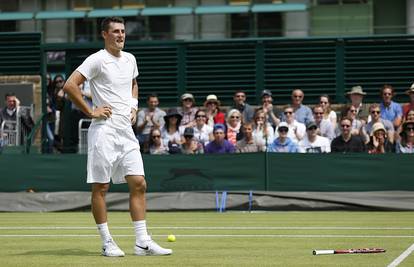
[0,211,413,266]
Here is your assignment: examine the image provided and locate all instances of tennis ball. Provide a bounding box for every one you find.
[167,234,176,242]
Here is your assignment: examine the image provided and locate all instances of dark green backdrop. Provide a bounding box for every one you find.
[0,153,412,192]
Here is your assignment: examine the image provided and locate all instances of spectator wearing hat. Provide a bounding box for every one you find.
[366,122,394,154]
[402,83,414,120]
[181,127,204,154]
[331,117,366,153]
[396,120,414,153]
[252,108,274,149]
[260,89,280,129]
[379,84,403,129]
[267,122,298,153]
[135,94,166,149]
[274,106,306,144]
[319,94,337,129]
[230,90,254,123]
[346,85,369,123]
[161,108,182,148]
[236,122,264,153]
[298,121,331,153]
[362,104,394,144]
[226,109,242,145]
[282,89,313,125]
[190,109,213,147]
[178,93,198,128]
[205,124,236,154]
[147,128,169,155]
[312,105,335,141]
[204,94,225,127]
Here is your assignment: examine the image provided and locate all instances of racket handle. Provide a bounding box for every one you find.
[313,250,334,255]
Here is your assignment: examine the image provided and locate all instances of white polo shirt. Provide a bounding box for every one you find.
[77,49,138,129]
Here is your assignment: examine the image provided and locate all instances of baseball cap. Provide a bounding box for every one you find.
[278,122,289,130]
[213,124,225,133]
[306,121,318,130]
[181,93,194,101]
[261,89,272,97]
[183,127,194,137]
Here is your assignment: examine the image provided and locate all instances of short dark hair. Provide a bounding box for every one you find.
[146,93,159,101]
[5,92,16,100]
[101,17,125,32]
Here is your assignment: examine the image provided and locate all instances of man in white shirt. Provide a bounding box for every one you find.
[63,17,171,257]
[298,121,331,153]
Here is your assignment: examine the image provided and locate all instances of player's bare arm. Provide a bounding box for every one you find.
[63,70,112,119]
[130,78,138,124]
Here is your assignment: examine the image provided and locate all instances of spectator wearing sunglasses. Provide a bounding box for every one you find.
[178,93,198,128]
[298,121,331,153]
[281,89,313,125]
[379,85,402,129]
[180,127,204,154]
[396,120,414,153]
[188,109,213,147]
[366,122,394,154]
[402,83,414,120]
[362,104,394,144]
[319,94,337,129]
[274,106,305,144]
[331,117,366,153]
[147,129,168,155]
[339,104,364,137]
[312,105,335,141]
[230,90,254,123]
[268,122,298,153]
[204,94,225,127]
[225,109,242,145]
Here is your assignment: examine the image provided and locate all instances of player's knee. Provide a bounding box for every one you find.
[129,176,147,193]
[92,183,110,196]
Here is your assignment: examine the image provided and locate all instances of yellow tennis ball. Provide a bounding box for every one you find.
[167,234,176,242]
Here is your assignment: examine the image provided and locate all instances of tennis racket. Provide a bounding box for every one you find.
[313,248,386,255]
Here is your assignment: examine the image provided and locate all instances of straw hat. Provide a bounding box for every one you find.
[405,83,414,95]
[346,86,367,96]
[370,122,386,136]
[203,94,221,107]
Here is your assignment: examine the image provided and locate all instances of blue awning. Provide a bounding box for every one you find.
[251,3,307,13]
[88,9,139,18]
[35,11,86,20]
[195,5,249,14]
[141,7,193,16]
[0,12,33,21]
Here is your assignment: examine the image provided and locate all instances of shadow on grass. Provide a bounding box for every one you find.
[16,248,97,257]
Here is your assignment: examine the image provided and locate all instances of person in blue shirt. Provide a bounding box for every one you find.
[267,122,298,153]
[281,89,313,125]
[204,124,235,154]
[379,84,402,129]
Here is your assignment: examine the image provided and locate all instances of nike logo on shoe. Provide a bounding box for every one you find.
[136,245,149,250]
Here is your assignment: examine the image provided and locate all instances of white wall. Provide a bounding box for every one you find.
[283,0,310,37]
[200,0,226,39]
[174,0,196,40]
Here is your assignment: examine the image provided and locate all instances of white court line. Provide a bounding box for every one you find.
[387,243,414,267]
[0,234,414,238]
[1,226,414,230]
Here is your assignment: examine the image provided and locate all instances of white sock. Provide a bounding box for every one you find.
[133,220,150,245]
[97,222,112,245]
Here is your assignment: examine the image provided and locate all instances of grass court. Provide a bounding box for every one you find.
[0,211,413,266]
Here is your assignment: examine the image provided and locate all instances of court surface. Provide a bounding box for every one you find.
[0,211,413,266]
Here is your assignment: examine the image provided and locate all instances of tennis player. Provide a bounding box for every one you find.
[63,17,172,257]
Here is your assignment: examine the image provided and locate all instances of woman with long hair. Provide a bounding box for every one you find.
[319,94,337,129]
[204,94,225,127]
[147,128,169,155]
[396,120,414,153]
[252,108,274,150]
[161,108,182,148]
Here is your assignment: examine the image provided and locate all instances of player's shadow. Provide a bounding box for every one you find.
[17,248,97,257]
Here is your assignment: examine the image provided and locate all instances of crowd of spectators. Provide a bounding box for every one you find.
[133,83,414,155]
[2,78,414,155]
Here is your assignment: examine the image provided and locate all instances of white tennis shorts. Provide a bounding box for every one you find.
[87,123,145,184]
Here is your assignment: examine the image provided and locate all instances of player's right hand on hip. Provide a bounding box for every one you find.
[92,105,112,119]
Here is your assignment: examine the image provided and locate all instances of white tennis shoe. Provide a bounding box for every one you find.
[134,239,172,256]
[102,239,125,257]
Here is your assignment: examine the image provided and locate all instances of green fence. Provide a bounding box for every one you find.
[44,35,414,107]
[1,153,412,193]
